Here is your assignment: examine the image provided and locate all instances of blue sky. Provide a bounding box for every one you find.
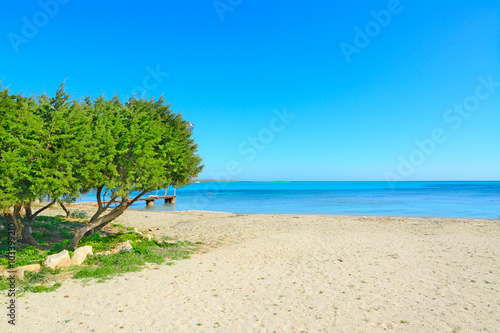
[1,0,498,181]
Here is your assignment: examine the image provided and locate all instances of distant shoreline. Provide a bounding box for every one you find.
[193,179,290,183]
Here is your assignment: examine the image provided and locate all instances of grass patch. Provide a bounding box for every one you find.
[70,210,88,219]
[110,223,135,232]
[0,278,10,290]
[0,267,62,294]
[25,283,62,293]
[0,215,83,260]
[72,236,197,281]
[0,246,47,268]
[78,232,142,253]
[72,252,145,280]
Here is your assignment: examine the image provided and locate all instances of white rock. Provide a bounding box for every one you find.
[70,246,93,266]
[14,268,25,280]
[116,240,133,253]
[43,250,71,269]
[18,263,41,273]
[0,267,26,280]
[0,266,8,278]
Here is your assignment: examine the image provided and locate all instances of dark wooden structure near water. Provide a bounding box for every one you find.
[102,195,176,207]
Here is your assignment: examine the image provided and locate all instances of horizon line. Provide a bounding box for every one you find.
[194,179,500,183]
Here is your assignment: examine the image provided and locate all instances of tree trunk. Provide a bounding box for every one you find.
[24,202,33,220]
[69,200,128,249]
[29,200,56,220]
[21,225,39,246]
[4,209,23,241]
[59,202,70,218]
[4,205,39,246]
[16,204,39,246]
[69,190,148,249]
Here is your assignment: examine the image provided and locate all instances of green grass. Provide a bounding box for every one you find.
[70,210,88,219]
[15,246,47,266]
[110,223,135,232]
[72,252,145,280]
[0,267,62,294]
[48,240,72,255]
[73,237,197,281]
[0,278,10,290]
[0,246,47,268]
[25,283,62,293]
[78,232,142,252]
[0,215,82,263]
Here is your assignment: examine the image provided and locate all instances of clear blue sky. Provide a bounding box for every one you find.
[1,0,498,181]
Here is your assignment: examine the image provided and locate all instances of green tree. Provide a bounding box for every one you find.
[0,87,42,245]
[27,84,91,219]
[69,96,203,248]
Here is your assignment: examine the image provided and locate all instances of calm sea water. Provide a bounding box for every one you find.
[80,181,500,218]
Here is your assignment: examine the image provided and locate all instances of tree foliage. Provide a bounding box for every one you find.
[29,84,92,219]
[0,87,43,244]
[0,83,203,248]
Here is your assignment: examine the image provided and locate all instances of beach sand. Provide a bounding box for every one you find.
[4,206,500,332]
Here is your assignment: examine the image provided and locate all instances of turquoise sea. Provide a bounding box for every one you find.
[81,181,500,219]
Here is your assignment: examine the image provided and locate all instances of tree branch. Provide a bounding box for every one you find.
[69,198,130,248]
[102,188,109,203]
[59,201,70,218]
[90,186,104,221]
[95,186,103,208]
[103,195,117,211]
[31,199,56,219]
[127,190,148,208]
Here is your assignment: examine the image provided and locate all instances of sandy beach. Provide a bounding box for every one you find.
[4,206,500,332]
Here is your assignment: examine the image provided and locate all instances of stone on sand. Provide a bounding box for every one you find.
[44,250,71,269]
[116,240,133,253]
[19,263,41,273]
[71,245,93,265]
